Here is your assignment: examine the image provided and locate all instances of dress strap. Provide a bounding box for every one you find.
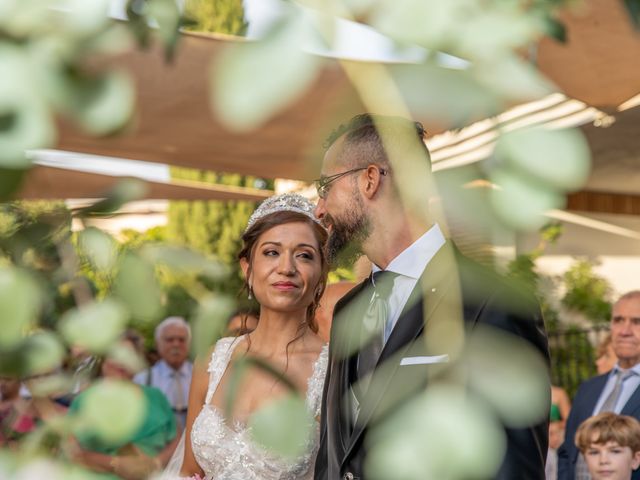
[305,344,329,417]
[204,336,244,405]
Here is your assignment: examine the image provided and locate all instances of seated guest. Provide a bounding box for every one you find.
[133,317,192,431]
[575,412,640,480]
[68,330,179,480]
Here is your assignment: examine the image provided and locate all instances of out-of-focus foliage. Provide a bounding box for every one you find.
[0,190,231,475]
[562,259,613,324]
[0,1,183,199]
[183,0,248,35]
[624,0,640,28]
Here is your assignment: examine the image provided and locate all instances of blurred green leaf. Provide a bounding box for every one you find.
[106,341,147,375]
[114,253,163,324]
[147,0,182,61]
[456,8,543,60]
[58,0,111,38]
[77,227,118,272]
[464,327,550,427]
[25,331,66,376]
[371,0,477,51]
[624,0,640,29]
[475,55,553,101]
[59,299,128,353]
[489,168,563,231]
[67,70,136,136]
[366,385,506,480]
[0,168,27,200]
[543,15,567,42]
[390,64,503,129]
[141,244,230,280]
[73,379,145,443]
[76,178,148,216]
[0,45,55,167]
[192,295,235,357]
[213,15,322,131]
[0,266,42,348]
[494,127,591,190]
[249,393,313,458]
[0,1,55,38]
[25,372,72,398]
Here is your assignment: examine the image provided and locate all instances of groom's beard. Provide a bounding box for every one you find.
[325,200,370,267]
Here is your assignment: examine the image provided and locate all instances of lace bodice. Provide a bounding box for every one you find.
[191,336,329,480]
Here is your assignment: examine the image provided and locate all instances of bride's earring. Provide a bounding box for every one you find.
[248,284,253,300]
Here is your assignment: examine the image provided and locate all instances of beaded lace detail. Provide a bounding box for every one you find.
[191,336,329,480]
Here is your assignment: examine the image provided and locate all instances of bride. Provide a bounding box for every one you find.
[174,193,329,480]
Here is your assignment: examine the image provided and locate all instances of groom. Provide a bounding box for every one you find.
[313,114,550,480]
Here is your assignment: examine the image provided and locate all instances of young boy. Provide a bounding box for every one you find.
[575,412,640,480]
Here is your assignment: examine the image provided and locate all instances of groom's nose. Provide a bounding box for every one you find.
[314,199,326,220]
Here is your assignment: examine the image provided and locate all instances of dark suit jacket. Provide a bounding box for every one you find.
[557,372,640,480]
[314,243,550,480]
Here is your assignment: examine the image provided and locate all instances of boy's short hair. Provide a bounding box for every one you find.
[575,412,640,453]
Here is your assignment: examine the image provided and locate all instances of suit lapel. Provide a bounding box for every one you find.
[328,280,371,460]
[342,243,457,463]
[621,377,640,416]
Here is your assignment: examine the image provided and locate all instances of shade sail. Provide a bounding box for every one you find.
[536,0,640,110]
[56,33,374,183]
[15,165,273,201]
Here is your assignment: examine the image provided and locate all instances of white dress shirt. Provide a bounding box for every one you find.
[371,223,446,343]
[134,359,192,406]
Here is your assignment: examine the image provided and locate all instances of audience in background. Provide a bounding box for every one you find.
[575,412,640,480]
[0,376,34,447]
[547,385,572,479]
[133,317,192,431]
[67,330,179,480]
[558,291,640,480]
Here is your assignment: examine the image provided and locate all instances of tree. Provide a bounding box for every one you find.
[183,0,248,35]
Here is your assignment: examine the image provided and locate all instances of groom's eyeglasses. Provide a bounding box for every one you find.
[314,167,387,199]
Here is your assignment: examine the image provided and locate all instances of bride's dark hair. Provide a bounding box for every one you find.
[237,210,329,339]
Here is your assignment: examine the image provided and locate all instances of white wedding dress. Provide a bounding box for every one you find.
[188,336,329,480]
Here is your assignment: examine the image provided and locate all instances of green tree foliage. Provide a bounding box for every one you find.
[0,201,93,329]
[562,259,613,323]
[183,0,248,36]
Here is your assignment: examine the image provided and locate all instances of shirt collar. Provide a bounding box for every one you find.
[612,363,640,377]
[158,359,190,377]
[371,223,446,279]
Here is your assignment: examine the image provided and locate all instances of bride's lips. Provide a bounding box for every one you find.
[272,281,299,291]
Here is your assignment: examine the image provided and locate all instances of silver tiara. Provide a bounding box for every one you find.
[245,193,323,233]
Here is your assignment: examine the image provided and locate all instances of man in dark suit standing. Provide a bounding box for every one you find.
[312,114,550,480]
[558,291,640,480]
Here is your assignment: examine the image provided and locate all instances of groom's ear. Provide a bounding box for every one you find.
[362,165,384,199]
